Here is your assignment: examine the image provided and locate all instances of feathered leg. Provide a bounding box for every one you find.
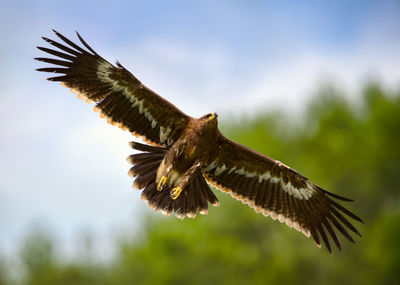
[170,160,203,200]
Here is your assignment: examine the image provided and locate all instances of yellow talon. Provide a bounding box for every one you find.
[170,187,182,200]
[158,176,168,191]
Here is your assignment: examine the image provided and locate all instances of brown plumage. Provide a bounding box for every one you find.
[36,30,363,253]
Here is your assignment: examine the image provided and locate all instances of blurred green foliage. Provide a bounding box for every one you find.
[3,83,400,284]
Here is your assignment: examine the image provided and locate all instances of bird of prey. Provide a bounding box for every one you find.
[36,30,363,253]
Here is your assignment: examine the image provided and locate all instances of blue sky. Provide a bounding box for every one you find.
[0,0,399,259]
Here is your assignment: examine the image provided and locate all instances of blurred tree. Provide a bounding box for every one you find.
[0,253,8,285]
[364,213,400,284]
[18,227,108,285]
[20,227,56,285]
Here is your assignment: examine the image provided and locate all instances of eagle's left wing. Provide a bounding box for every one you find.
[204,134,363,253]
[36,30,190,147]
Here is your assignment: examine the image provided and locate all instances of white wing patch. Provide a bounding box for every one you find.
[204,161,217,172]
[205,174,311,237]
[214,164,227,176]
[205,160,315,200]
[96,61,161,130]
[159,127,172,144]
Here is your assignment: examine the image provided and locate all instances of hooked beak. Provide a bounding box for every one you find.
[206,112,218,122]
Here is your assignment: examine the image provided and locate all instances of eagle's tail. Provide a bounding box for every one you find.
[127,141,219,219]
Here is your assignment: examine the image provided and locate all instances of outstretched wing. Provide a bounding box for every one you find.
[36,30,190,147]
[204,134,363,253]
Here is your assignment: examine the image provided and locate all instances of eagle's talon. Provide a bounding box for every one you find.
[158,176,168,191]
[170,187,182,200]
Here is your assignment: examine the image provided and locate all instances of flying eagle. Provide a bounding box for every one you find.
[36,30,363,253]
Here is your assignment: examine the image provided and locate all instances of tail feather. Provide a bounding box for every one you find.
[193,177,210,214]
[158,193,173,213]
[133,171,156,189]
[127,152,165,164]
[128,141,219,219]
[129,141,166,154]
[199,174,219,206]
[141,181,158,201]
[185,188,197,217]
[128,159,161,177]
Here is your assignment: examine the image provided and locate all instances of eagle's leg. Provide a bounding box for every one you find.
[157,160,174,191]
[156,142,185,191]
[170,160,202,200]
[156,157,177,191]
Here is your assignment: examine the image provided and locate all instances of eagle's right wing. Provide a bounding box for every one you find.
[204,134,363,253]
[36,30,190,147]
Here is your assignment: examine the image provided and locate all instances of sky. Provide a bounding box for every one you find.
[0,0,399,260]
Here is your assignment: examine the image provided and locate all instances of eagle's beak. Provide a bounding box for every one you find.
[206,112,217,122]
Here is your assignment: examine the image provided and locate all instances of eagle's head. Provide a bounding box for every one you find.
[203,112,218,122]
[199,112,218,130]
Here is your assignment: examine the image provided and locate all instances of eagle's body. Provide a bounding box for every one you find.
[156,114,219,197]
[36,30,363,253]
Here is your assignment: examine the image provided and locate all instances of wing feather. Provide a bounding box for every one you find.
[204,135,363,253]
[36,30,190,147]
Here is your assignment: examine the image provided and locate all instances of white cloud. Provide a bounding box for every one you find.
[246,43,400,116]
[112,29,400,121]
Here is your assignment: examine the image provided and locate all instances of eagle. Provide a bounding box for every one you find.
[36,30,363,253]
